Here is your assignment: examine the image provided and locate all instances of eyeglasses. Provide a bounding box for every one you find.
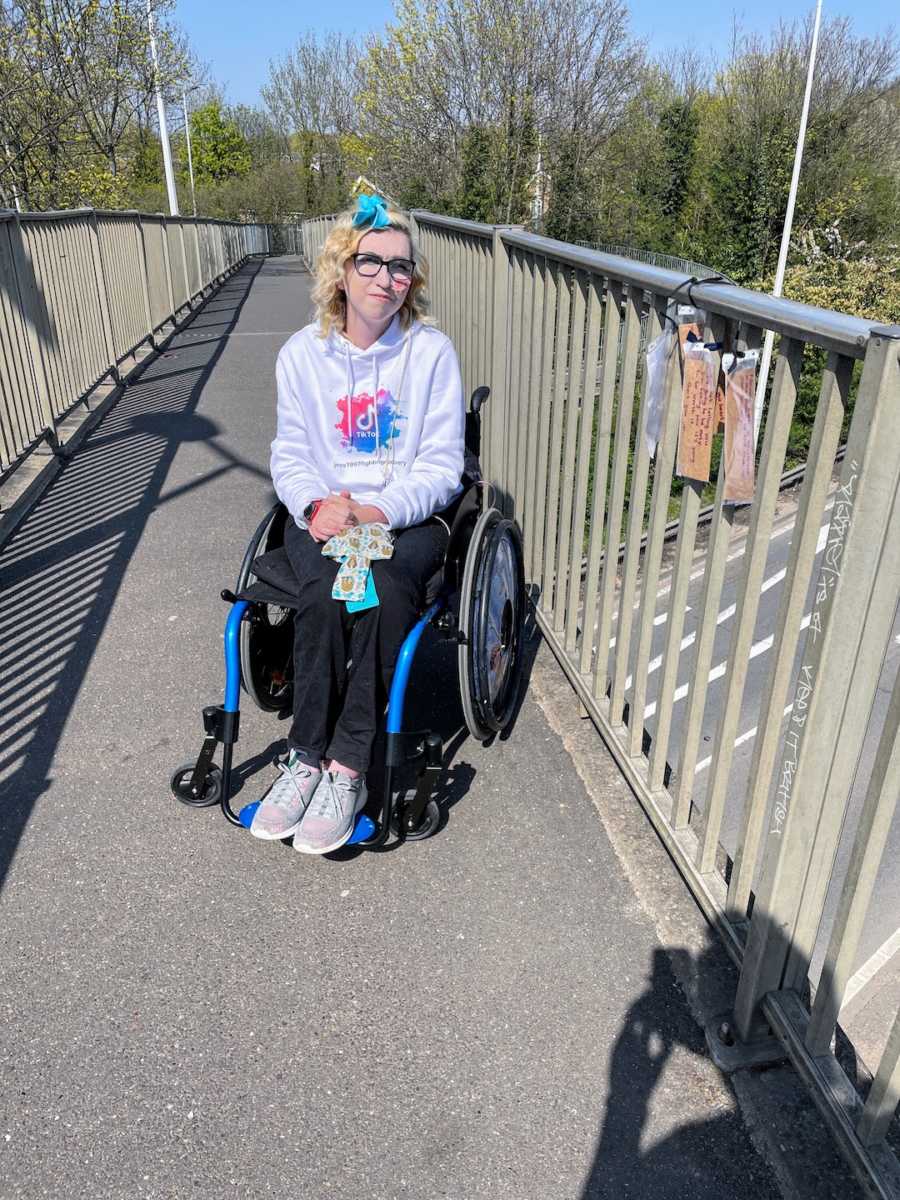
[351,252,415,283]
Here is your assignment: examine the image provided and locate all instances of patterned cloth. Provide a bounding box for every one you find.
[322,522,394,603]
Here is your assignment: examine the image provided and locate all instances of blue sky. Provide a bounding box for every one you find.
[177,0,896,109]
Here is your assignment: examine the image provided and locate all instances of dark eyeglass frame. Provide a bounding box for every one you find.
[351,252,416,282]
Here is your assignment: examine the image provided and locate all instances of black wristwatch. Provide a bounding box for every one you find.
[303,499,322,523]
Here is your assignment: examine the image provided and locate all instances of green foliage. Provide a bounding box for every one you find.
[189,103,251,185]
[0,0,193,210]
[454,127,496,222]
[544,134,599,244]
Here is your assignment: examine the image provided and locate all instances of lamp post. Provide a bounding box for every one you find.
[754,0,823,441]
[183,91,197,217]
[147,0,179,216]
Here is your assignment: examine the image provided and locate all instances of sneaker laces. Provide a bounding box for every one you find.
[269,759,315,809]
[310,772,359,820]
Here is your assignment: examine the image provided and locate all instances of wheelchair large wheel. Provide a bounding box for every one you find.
[458,507,525,741]
[236,504,295,712]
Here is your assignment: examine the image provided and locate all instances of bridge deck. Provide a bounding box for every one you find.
[0,257,785,1198]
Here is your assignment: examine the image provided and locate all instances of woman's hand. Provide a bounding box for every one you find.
[308,491,358,542]
[348,500,389,527]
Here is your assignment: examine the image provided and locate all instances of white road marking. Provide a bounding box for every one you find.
[606,607,685,647]
[653,496,836,601]
[630,517,831,654]
[694,705,795,775]
[642,614,812,720]
[841,928,900,1015]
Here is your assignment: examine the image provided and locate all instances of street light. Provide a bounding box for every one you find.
[754,0,823,441]
[147,0,179,216]
[183,90,197,217]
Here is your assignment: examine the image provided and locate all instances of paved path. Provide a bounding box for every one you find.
[0,257,787,1199]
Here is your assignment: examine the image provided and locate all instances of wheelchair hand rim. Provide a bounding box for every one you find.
[458,508,525,740]
[236,503,295,713]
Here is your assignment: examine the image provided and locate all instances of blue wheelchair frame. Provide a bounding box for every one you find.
[189,591,450,848]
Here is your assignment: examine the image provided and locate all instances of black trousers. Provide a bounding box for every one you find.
[283,517,449,773]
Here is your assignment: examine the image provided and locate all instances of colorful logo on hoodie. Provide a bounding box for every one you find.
[336,388,403,455]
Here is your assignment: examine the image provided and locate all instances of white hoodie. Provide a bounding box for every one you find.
[271,316,465,531]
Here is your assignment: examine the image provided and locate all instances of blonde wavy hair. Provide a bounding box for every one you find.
[311,201,431,338]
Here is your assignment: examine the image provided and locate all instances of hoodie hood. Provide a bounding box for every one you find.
[321,314,409,361]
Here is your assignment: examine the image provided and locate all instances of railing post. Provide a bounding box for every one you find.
[489,227,510,514]
[177,220,191,307]
[8,213,56,445]
[732,327,900,1044]
[87,210,120,382]
[160,216,176,320]
[195,220,204,293]
[134,214,155,346]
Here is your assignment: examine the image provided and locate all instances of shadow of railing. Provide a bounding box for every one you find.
[0,259,265,895]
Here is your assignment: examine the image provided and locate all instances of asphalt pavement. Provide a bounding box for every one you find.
[0,255,807,1199]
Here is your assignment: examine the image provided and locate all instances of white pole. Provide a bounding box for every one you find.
[183,91,197,217]
[147,0,179,216]
[3,142,22,212]
[754,0,823,442]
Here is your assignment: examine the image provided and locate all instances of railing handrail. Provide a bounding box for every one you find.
[410,210,499,239]
[0,207,263,226]
[0,207,268,482]
[496,227,873,358]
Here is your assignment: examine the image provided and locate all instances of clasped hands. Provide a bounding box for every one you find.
[308,490,388,542]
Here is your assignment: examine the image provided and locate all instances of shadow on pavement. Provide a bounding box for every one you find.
[582,939,782,1200]
[0,259,265,896]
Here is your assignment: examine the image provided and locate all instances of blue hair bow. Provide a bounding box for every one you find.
[352,193,390,230]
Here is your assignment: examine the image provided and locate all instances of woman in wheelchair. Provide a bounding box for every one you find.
[249,194,465,853]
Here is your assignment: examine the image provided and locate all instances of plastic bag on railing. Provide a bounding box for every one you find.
[644,326,677,458]
[722,351,758,504]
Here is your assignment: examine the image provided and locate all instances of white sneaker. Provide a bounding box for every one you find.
[250,754,322,840]
[292,771,367,854]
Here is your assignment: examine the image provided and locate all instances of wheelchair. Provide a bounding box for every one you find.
[170,387,526,848]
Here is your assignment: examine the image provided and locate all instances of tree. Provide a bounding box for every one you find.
[0,0,194,209]
[263,31,361,213]
[455,126,496,221]
[189,102,251,184]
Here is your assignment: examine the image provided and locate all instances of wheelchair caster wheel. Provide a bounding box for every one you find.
[171,761,223,808]
[395,798,441,841]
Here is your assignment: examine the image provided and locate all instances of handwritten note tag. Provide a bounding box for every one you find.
[677,342,717,482]
[723,352,757,503]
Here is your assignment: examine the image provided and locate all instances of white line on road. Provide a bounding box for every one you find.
[642,614,812,720]
[694,704,795,775]
[841,928,900,1015]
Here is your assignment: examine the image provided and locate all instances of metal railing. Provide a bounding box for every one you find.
[303,206,900,1193]
[301,214,338,272]
[267,223,304,256]
[0,209,267,478]
[582,241,719,279]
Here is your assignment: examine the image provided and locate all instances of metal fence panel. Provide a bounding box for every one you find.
[0,208,264,482]
[0,218,44,468]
